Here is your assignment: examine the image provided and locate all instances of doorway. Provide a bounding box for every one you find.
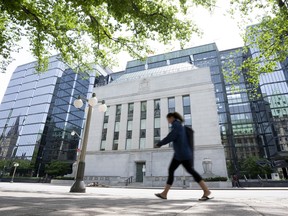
[136,162,145,182]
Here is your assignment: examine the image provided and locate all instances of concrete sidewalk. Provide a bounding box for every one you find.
[0,183,287,216]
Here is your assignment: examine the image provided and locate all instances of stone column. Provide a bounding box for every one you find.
[146,100,154,148]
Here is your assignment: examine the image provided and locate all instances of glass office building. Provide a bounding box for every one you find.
[0,56,95,176]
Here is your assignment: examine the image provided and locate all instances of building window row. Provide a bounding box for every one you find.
[140,101,147,149]
[101,96,192,151]
[126,103,134,150]
[154,99,161,146]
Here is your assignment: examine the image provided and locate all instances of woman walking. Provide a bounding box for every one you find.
[155,112,212,201]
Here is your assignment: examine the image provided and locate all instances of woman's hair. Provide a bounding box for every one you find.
[166,112,184,123]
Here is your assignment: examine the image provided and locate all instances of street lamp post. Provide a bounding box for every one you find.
[70,93,107,193]
[71,130,81,180]
[10,162,19,183]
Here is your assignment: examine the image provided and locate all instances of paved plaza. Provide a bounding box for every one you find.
[0,183,287,216]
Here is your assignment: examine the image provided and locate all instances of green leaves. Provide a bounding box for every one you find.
[0,0,214,73]
[229,0,288,89]
[45,160,71,177]
[240,157,272,177]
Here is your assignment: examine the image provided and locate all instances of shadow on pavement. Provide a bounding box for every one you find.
[0,193,284,216]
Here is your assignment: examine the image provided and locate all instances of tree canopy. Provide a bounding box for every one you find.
[0,0,215,73]
[240,157,272,178]
[45,160,71,177]
[229,0,288,89]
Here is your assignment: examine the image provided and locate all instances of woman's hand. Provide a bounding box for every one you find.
[154,143,161,148]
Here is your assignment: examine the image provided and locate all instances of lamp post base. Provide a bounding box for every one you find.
[70,180,86,193]
[70,161,86,193]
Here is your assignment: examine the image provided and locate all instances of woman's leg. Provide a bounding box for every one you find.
[159,158,181,198]
[181,160,211,197]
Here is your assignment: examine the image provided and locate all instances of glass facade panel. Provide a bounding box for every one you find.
[0,63,93,177]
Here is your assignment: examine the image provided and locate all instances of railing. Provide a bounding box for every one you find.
[125,176,133,186]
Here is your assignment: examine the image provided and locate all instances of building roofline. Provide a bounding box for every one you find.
[126,43,218,69]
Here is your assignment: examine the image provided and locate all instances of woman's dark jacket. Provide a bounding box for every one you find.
[157,120,192,161]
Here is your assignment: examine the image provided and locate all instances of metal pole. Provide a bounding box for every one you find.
[70,104,93,193]
[10,166,17,183]
[36,163,41,178]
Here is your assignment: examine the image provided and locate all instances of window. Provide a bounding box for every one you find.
[140,119,146,137]
[182,95,191,114]
[140,119,146,129]
[100,141,106,151]
[127,121,133,131]
[154,118,161,128]
[113,140,118,150]
[183,95,192,126]
[126,120,133,138]
[184,114,192,127]
[101,129,107,140]
[140,130,146,138]
[127,131,132,139]
[141,101,147,112]
[114,122,120,132]
[154,99,160,117]
[116,105,121,122]
[113,114,120,150]
[141,101,147,119]
[128,103,134,120]
[139,101,147,149]
[168,97,175,113]
[154,116,161,147]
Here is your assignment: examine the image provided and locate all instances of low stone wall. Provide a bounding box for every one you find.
[143,176,232,188]
[50,176,232,188]
[240,180,288,187]
[50,180,74,185]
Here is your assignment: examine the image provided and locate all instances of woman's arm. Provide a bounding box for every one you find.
[156,123,180,147]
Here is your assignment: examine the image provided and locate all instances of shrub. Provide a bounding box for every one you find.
[204,177,228,182]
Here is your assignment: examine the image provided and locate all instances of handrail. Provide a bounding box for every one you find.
[125,176,133,186]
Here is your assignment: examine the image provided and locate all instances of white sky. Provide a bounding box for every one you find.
[0,0,257,103]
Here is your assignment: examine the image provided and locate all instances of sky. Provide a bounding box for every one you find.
[0,0,254,103]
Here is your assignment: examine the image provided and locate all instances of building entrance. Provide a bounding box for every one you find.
[136,162,145,182]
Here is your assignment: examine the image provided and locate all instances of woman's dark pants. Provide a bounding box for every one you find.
[167,158,203,185]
